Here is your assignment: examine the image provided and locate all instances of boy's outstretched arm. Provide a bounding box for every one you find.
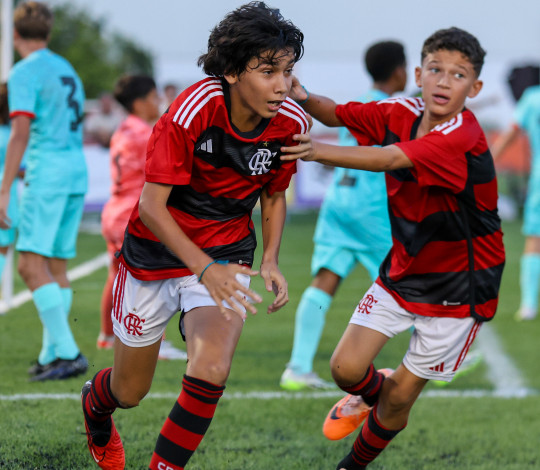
[259,188,289,314]
[289,77,342,127]
[281,134,413,172]
[138,182,262,320]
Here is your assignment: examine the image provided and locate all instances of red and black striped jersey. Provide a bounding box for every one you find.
[336,97,505,321]
[120,77,307,280]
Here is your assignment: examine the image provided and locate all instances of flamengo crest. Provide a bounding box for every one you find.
[249,148,276,175]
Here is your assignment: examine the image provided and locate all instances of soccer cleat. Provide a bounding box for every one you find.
[28,359,54,377]
[280,367,336,391]
[515,307,537,322]
[82,381,125,470]
[323,368,393,440]
[97,333,115,350]
[30,353,88,382]
[158,339,188,360]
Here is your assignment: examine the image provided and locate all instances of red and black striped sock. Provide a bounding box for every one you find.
[149,374,225,470]
[336,404,405,469]
[82,368,120,446]
[341,364,385,406]
[83,368,119,422]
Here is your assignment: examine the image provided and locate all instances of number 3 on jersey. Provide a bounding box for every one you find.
[61,76,83,131]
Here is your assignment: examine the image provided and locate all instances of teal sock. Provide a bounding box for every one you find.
[61,287,73,316]
[33,283,79,361]
[39,288,74,364]
[0,253,6,279]
[289,286,332,374]
[520,254,540,311]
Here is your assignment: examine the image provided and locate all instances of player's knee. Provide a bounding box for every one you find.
[329,355,362,387]
[113,386,148,409]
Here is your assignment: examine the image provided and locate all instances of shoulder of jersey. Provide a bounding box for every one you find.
[376,96,425,117]
[277,97,310,134]
[170,78,224,130]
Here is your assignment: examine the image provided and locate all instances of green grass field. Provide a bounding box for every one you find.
[0,212,539,469]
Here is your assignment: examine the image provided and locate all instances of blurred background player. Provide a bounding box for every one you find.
[280,41,407,390]
[492,83,540,321]
[84,91,124,148]
[98,74,186,359]
[0,83,24,295]
[160,82,180,114]
[0,1,88,381]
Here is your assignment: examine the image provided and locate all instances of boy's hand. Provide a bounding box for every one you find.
[0,192,11,229]
[260,261,288,313]
[281,133,316,162]
[200,262,262,321]
[288,76,307,103]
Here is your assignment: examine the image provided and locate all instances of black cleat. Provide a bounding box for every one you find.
[30,353,88,382]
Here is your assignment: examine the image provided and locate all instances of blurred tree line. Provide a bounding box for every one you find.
[47,3,154,98]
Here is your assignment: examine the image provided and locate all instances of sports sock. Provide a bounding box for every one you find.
[61,287,73,316]
[289,286,332,374]
[336,404,405,469]
[0,253,6,279]
[149,374,225,470]
[340,364,385,406]
[83,368,120,446]
[520,253,540,311]
[33,282,79,361]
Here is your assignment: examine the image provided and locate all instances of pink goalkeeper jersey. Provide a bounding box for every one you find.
[101,114,152,252]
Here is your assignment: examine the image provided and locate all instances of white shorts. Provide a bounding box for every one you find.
[112,264,251,347]
[350,283,481,382]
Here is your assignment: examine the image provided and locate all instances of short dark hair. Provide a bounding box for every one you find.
[13,1,53,41]
[421,27,486,77]
[364,41,406,82]
[0,83,8,125]
[198,1,304,77]
[113,75,156,113]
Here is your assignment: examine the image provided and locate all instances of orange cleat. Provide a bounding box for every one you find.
[82,381,125,469]
[322,368,393,441]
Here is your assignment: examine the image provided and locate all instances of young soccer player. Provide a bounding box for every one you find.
[81,3,306,469]
[282,27,505,469]
[0,1,88,381]
[0,83,22,290]
[98,74,187,360]
[492,84,540,321]
[280,40,407,391]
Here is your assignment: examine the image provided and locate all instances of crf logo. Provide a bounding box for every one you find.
[249,148,276,175]
[357,294,378,314]
[158,463,175,470]
[124,313,145,336]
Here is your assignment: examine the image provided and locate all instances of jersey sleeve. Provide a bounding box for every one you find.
[265,160,296,195]
[145,115,193,185]
[7,64,38,118]
[394,114,479,192]
[335,101,387,146]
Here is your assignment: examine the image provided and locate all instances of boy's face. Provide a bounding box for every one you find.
[224,49,295,131]
[135,88,160,122]
[415,49,483,124]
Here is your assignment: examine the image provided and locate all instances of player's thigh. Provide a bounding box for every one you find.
[183,305,244,384]
[16,191,65,257]
[404,316,481,382]
[311,243,356,279]
[111,338,162,406]
[52,194,85,259]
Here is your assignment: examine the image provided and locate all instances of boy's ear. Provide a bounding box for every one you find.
[414,66,423,88]
[467,79,483,99]
[224,74,238,85]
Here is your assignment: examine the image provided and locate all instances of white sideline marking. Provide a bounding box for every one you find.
[0,388,538,402]
[475,323,528,395]
[0,253,108,314]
